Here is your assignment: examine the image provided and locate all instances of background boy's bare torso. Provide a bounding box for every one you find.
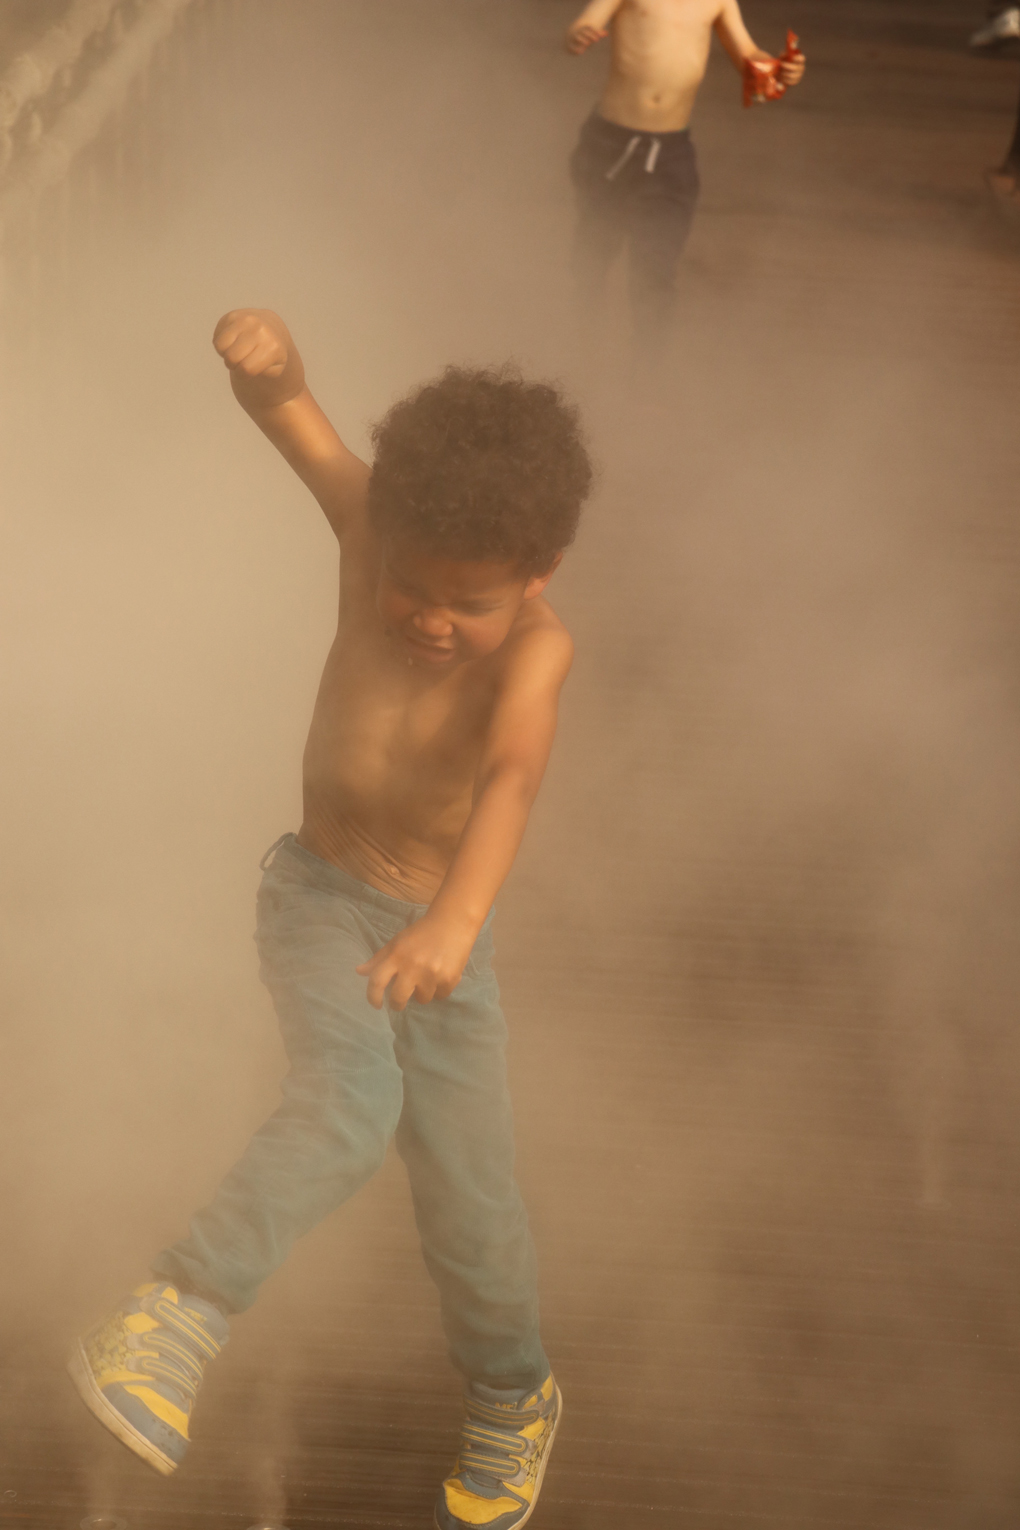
[599,0,727,132]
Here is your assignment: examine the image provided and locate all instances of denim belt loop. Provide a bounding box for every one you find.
[259,833,291,872]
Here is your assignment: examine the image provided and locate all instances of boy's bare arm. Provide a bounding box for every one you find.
[213,309,369,541]
[358,627,574,1011]
[714,0,805,84]
[565,0,623,54]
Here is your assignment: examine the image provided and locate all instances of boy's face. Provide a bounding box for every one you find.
[377,540,557,669]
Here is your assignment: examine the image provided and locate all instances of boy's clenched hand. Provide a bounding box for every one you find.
[356,913,478,1012]
[778,48,805,87]
[213,308,305,408]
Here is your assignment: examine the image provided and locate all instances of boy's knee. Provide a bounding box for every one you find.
[282,1064,401,1153]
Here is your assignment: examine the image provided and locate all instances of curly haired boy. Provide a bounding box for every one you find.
[68,309,593,1530]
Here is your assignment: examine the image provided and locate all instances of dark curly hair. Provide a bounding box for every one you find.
[367,364,593,574]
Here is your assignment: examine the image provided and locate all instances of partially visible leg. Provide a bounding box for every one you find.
[988,79,1020,195]
[627,136,701,353]
[571,188,627,311]
[1004,82,1020,173]
[393,944,548,1392]
[569,116,630,322]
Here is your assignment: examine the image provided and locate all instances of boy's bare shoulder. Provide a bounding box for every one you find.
[493,599,574,692]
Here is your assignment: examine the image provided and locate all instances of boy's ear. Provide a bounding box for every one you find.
[522,552,563,601]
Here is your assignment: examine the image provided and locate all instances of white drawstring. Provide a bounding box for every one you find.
[605,135,641,180]
[605,134,664,179]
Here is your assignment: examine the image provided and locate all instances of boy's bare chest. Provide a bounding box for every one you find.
[305,629,491,803]
[615,0,719,59]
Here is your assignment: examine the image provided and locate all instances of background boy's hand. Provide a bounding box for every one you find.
[779,48,806,86]
[565,22,607,54]
[356,913,478,1012]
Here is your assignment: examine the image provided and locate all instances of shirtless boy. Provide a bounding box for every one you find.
[566,0,805,344]
[68,308,593,1530]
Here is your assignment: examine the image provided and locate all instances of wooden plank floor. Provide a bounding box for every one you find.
[3,2,1020,1527]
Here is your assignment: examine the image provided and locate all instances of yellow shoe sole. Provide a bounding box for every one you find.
[67,1339,178,1477]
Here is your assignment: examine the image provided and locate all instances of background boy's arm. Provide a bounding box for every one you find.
[565,0,623,54]
[358,627,574,1011]
[213,308,369,541]
[714,0,805,85]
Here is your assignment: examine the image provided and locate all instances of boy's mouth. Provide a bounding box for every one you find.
[404,631,456,664]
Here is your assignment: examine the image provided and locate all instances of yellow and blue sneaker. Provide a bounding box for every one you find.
[435,1373,562,1530]
[67,1280,229,1476]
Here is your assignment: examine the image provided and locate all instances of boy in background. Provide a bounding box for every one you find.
[69,307,593,1530]
[566,0,805,347]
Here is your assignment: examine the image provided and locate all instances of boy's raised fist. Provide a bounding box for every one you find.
[213,309,289,380]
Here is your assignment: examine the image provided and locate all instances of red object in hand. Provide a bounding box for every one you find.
[743,30,802,107]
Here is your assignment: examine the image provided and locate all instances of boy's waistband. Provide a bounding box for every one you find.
[259,832,495,933]
[260,832,429,920]
[587,109,691,143]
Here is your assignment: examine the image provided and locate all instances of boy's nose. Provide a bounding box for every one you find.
[414,608,454,638]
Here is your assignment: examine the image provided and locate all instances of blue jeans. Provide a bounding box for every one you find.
[153,834,549,1390]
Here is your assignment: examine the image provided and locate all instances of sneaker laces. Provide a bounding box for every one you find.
[126,1288,225,1405]
[458,1393,538,1490]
